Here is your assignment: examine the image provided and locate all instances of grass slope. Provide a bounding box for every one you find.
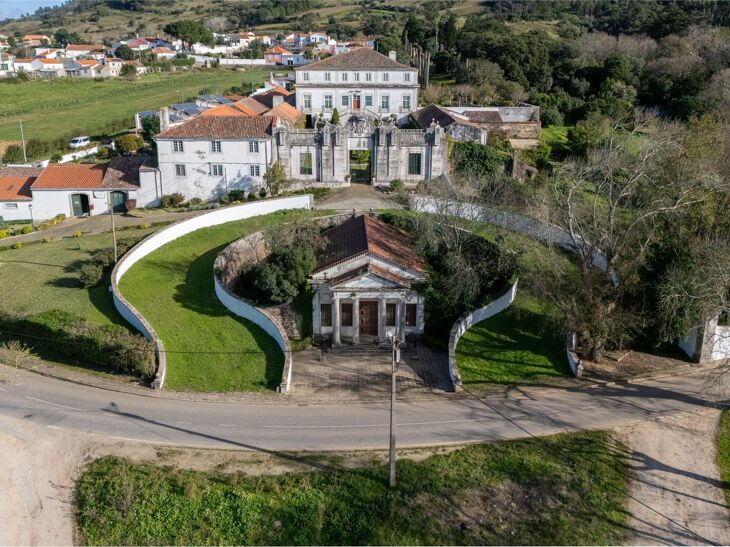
[0,227,156,325]
[456,293,569,386]
[0,70,269,141]
[76,431,629,545]
[118,211,314,392]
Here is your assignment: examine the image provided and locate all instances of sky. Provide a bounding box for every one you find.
[0,0,69,21]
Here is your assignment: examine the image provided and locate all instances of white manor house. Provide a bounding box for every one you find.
[135,47,447,206]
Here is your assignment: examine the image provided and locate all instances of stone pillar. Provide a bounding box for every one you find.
[332,295,341,346]
[352,297,360,345]
[396,298,405,340]
[378,297,387,342]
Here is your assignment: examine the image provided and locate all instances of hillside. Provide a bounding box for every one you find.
[0,0,485,42]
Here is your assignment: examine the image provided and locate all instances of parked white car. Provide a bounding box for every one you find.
[68,136,90,149]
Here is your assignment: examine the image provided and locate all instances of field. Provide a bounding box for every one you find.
[117,211,324,392]
[0,226,156,325]
[0,69,270,141]
[75,430,630,545]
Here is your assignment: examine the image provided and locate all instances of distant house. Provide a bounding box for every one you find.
[13,58,35,73]
[22,34,51,47]
[0,54,15,77]
[64,44,106,60]
[151,47,176,60]
[281,51,307,66]
[33,47,61,58]
[104,57,124,77]
[31,58,65,78]
[123,60,148,75]
[63,59,105,78]
[264,46,289,64]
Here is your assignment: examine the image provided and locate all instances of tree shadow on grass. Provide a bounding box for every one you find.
[170,242,284,391]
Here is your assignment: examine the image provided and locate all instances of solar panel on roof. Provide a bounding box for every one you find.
[171,103,202,116]
[137,111,156,118]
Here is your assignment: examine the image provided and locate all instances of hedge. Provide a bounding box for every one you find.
[0,309,156,379]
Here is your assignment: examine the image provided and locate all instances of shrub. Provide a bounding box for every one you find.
[50,153,63,163]
[139,223,151,229]
[78,262,104,288]
[72,231,82,238]
[540,107,564,127]
[96,146,110,159]
[188,197,203,206]
[247,192,257,201]
[330,107,340,125]
[263,161,289,196]
[160,193,185,208]
[42,237,51,243]
[114,134,144,154]
[0,230,8,239]
[11,242,22,249]
[258,187,267,199]
[452,140,509,178]
[238,245,316,305]
[218,194,230,205]
[0,309,155,378]
[21,225,32,234]
[2,144,25,164]
[227,190,246,201]
[390,179,404,192]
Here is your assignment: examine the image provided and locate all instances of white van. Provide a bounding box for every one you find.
[68,136,90,149]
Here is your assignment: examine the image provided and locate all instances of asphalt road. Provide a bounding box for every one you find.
[1,366,726,452]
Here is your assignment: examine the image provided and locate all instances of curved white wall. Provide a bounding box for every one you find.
[111,195,314,389]
[448,280,519,390]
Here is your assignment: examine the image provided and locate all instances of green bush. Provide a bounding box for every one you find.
[160,193,185,208]
[238,245,316,305]
[0,309,155,378]
[451,140,509,177]
[2,144,25,164]
[188,197,204,206]
[11,242,21,249]
[247,192,257,201]
[258,187,267,199]
[390,179,404,192]
[0,230,8,239]
[20,225,33,234]
[114,134,144,154]
[227,190,246,201]
[50,153,63,163]
[78,262,104,288]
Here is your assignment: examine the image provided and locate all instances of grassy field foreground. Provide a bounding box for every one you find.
[117,210,320,392]
[0,69,269,141]
[76,431,629,545]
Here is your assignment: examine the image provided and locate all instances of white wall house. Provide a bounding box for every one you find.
[148,111,275,206]
[294,48,419,120]
[0,168,38,222]
[0,55,15,78]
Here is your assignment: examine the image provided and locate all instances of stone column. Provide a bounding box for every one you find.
[378,297,387,342]
[352,297,360,346]
[332,295,341,346]
[396,298,404,340]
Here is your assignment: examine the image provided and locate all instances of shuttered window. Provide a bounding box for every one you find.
[385,303,396,326]
[320,304,332,327]
[341,303,353,327]
[300,152,313,175]
[406,304,417,327]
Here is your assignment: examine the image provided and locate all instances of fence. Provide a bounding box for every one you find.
[111,194,313,389]
[447,280,519,390]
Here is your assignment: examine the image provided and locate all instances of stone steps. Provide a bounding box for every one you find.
[265,304,302,340]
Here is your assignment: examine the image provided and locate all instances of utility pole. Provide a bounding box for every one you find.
[389,333,400,488]
[19,120,27,162]
[108,192,118,262]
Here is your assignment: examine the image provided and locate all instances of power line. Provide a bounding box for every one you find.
[458,384,718,546]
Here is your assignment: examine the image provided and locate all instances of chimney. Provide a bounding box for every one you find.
[388,50,396,61]
[159,107,170,131]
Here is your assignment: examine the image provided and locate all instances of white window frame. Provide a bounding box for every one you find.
[249,164,260,177]
[324,94,333,109]
[366,72,372,82]
[249,141,259,153]
[383,72,389,82]
[341,72,348,81]
[173,140,183,152]
[3,203,19,209]
[404,72,411,82]
[211,140,221,153]
[303,94,311,109]
[354,72,360,82]
[380,95,390,110]
[402,94,411,110]
[302,72,309,81]
[341,94,349,107]
[212,164,223,176]
[324,71,331,82]
[175,164,186,177]
[365,95,373,107]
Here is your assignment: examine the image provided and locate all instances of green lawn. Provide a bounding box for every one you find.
[0,227,156,325]
[0,69,269,141]
[717,410,730,511]
[456,293,570,386]
[118,211,320,392]
[76,430,629,545]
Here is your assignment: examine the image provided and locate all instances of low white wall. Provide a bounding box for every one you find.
[712,325,730,361]
[59,146,98,163]
[448,280,519,390]
[111,194,314,389]
[214,276,294,393]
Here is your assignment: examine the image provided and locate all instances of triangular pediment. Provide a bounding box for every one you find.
[332,271,405,290]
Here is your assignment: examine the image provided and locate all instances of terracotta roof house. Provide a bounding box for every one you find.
[156,115,274,139]
[200,104,250,117]
[309,214,426,346]
[302,46,414,71]
[0,168,38,220]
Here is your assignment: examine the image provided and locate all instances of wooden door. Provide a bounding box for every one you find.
[359,301,378,336]
[353,94,361,110]
[71,194,89,217]
[110,191,127,213]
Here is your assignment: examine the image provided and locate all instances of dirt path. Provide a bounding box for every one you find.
[616,408,730,545]
[315,184,402,211]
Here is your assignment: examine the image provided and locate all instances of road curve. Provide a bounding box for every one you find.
[1,366,726,451]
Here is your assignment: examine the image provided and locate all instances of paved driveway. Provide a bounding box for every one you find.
[291,344,452,399]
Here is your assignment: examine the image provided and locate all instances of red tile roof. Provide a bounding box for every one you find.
[298,47,415,71]
[66,44,105,51]
[0,176,34,201]
[315,214,425,273]
[31,163,107,189]
[200,104,248,117]
[156,116,274,139]
[267,102,303,124]
[265,46,289,54]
